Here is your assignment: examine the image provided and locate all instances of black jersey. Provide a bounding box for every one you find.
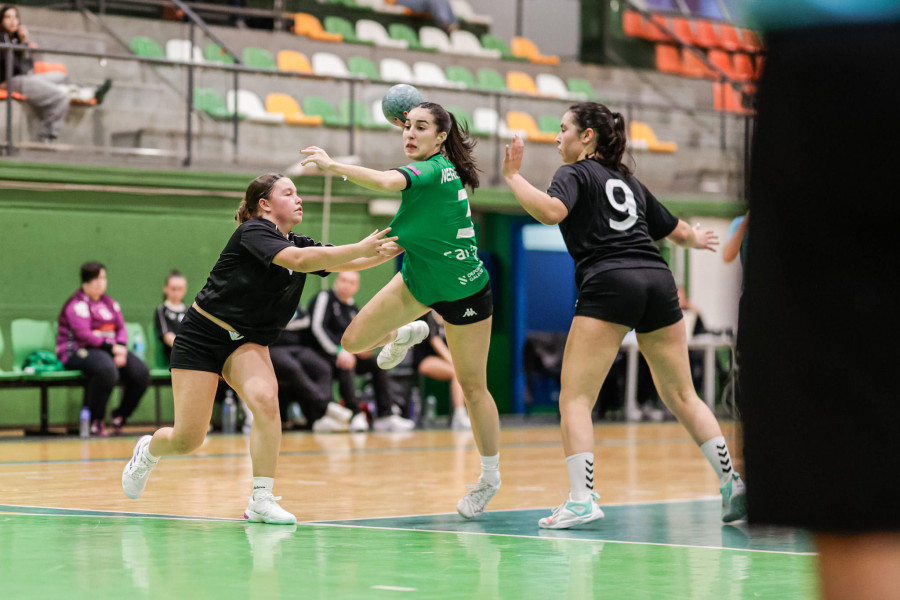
[304,289,358,356]
[194,218,328,345]
[154,301,188,359]
[547,160,679,288]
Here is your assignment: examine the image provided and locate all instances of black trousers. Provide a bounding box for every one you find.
[65,349,150,422]
[269,345,333,423]
[322,352,394,418]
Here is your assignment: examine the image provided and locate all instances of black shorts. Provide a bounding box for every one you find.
[575,268,682,333]
[429,281,493,325]
[169,307,247,374]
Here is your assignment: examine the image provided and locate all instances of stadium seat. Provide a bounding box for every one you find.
[506,71,539,95]
[642,14,674,43]
[356,19,407,48]
[370,99,393,128]
[670,17,696,46]
[449,30,500,59]
[506,111,557,143]
[303,96,350,127]
[324,16,373,45]
[450,0,493,26]
[566,77,598,101]
[380,57,414,83]
[732,53,756,82]
[445,65,476,88]
[475,67,507,92]
[681,48,716,79]
[538,114,561,135]
[33,61,68,75]
[265,93,324,126]
[655,44,684,76]
[446,106,490,137]
[226,89,284,123]
[707,49,734,79]
[312,52,350,77]
[357,0,407,13]
[11,319,82,378]
[473,107,512,138]
[480,34,527,62]
[535,73,569,98]
[165,39,204,63]
[418,26,452,53]
[292,13,343,42]
[413,61,454,87]
[193,88,243,119]
[718,24,744,52]
[629,121,677,153]
[388,23,431,52]
[740,29,763,53]
[339,99,390,129]
[277,50,313,74]
[712,82,753,114]
[204,43,235,64]
[622,10,643,38]
[347,56,380,79]
[510,36,559,65]
[692,21,721,48]
[129,36,165,59]
[242,47,277,70]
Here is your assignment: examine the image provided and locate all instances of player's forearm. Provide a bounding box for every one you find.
[328,254,394,272]
[282,244,366,273]
[506,173,564,225]
[326,163,404,192]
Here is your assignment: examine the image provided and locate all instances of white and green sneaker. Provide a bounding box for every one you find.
[538,493,605,529]
[457,477,500,519]
[721,472,747,523]
[377,321,430,370]
[122,435,158,500]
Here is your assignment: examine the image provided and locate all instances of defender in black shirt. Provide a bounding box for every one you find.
[503,102,745,529]
[122,173,399,525]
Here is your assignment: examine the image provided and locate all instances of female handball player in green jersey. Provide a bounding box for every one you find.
[300,102,501,519]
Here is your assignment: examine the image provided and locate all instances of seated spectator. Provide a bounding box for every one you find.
[394,0,459,33]
[153,269,188,363]
[413,311,470,429]
[306,271,414,432]
[1,5,112,143]
[270,306,350,432]
[57,261,149,436]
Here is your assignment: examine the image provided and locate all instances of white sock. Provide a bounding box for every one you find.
[480,453,500,486]
[252,476,274,499]
[700,436,735,485]
[393,324,412,345]
[144,444,158,462]
[566,452,595,502]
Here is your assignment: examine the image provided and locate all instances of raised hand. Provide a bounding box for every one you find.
[693,223,720,251]
[299,146,335,170]
[502,135,525,178]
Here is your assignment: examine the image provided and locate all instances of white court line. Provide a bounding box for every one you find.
[371,585,417,592]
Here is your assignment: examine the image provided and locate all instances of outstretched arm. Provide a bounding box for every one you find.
[666,220,719,251]
[328,242,405,272]
[272,228,398,273]
[502,135,568,225]
[722,213,748,263]
[300,146,408,193]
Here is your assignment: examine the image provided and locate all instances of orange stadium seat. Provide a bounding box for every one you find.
[622,10,644,38]
[629,121,677,153]
[34,61,68,75]
[681,48,716,79]
[655,44,684,76]
[292,13,343,42]
[265,93,324,126]
[506,71,539,95]
[740,28,763,53]
[277,50,313,74]
[732,53,755,82]
[644,14,674,43]
[707,50,734,79]
[718,24,744,52]
[692,21,721,48]
[510,36,559,66]
[506,111,557,143]
[713,82,754,114]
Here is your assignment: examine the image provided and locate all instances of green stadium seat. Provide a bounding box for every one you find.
[0,327,23,382]
[475,67,508,92]
[303,96,350,127]
[480,34,528,62]
[129,36,165,59]
[339,99,391,129]
[388,23,432,52]
[11,319,82,380]
[445,65,475,88]
[566,77,599,101]
[347,56,380,79]
[538,114,561,134]
[446,106,490,137]
[194,88,245,120]
[242,47,278,70]
[204,43,236,64]
[324,16,374,45]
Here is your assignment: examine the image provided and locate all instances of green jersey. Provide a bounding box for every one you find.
[391,154,489,305]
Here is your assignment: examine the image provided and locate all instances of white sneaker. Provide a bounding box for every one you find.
[325,402,353,423]
[457,477,500,519]
[373,414,415,432]
[538,493,605,529]
[244,491,297,525]
[721,472,747,523]
[349,411,369,432]
[312,414,350,433]
[122,435,158,500]
[377,321,430,370]
[451,409,471,430]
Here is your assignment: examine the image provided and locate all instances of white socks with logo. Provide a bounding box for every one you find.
[700,436,735,485]
[566,452,595,502]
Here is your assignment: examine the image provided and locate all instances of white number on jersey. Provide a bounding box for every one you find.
[456,188,475,239]
[605,179,638,232]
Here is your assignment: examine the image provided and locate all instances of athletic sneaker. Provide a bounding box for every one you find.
[372,414,415,432]
[457,477,500,519]
[122,435,158,500]
[312,414,350,433]
[245,491,297,525]
[451,408,471,430]
[111,416,125,436]
[538,493,604,529]
[349,411,369,432]
[91,420,109,438]
[376,321,430,370]
[325,402,353,424]
[721,472,747,523]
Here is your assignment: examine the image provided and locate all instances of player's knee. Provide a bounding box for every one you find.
[340,330,363,354]
[171,431,205,454]
[247,390,280,422]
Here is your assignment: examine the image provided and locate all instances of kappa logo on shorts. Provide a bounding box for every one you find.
[229,330,245,341]
[462,308,477,318]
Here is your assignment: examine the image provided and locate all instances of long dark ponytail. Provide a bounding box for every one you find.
[416,102,480,190]
[568,102,632,176]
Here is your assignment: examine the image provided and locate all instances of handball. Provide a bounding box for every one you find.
[381,84,423,126]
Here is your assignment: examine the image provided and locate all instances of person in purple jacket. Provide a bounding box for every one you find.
[57,261,150,437]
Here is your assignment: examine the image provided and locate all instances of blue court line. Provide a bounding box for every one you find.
[0,435,695,467]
